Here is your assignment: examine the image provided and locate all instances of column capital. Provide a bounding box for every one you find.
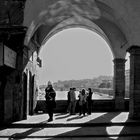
[127,45,140,54]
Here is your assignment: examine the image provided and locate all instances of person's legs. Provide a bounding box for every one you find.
[70,101,74,115]
[50,109,53,120]
[48,108,53,121]
[83,103,87,116]
[72,101,76,114]
[79,105,82,116]
[89,103,92,114]
[87,102,89,114]
[67,102,70,113]
[88,101,92,115]
[69,102,72,115]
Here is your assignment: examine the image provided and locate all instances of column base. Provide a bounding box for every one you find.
[129,112,140,120]
[115,97,125,111]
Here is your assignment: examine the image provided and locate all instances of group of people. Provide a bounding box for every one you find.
[44,81,93,122]
[67,87,93,116]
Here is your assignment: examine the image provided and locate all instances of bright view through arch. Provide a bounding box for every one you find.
[125,52,130,98]
[37,28,114,100]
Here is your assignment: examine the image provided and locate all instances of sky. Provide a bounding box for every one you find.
[38,28,129,85]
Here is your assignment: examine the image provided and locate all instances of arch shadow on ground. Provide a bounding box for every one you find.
[0,112,140,139]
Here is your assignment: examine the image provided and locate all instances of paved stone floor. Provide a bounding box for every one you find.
[1,112,140,140]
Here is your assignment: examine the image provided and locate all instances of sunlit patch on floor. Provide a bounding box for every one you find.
[106,112,129,139]
[111,112,129,123]
[106,126,124,139]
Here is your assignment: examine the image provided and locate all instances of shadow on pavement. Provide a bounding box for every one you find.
[54,113,68,117]
[9,128,44,140]
[1,112,140,139]
[66,115,84,121]
[55,114,71,120]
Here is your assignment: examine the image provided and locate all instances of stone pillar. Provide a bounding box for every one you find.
[127,46,140,119]
[0,76,6,123]
[113,58,126,110]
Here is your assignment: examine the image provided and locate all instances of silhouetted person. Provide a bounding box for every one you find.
[69,87,76,115]
[45,81,56,122]
[67,88,72,113]
[87,88,93,115]
[78,89,87,116]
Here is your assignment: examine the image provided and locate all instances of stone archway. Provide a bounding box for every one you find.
[1,0,140,123]
[23,0,130,111]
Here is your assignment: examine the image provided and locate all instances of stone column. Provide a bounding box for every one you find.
[113,58,126,110]
[0,76,6,123]
[127,46,140,119]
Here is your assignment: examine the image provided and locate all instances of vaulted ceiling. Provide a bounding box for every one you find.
[1,0,140,59]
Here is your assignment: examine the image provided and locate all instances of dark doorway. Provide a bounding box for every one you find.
[30,74,35,115]
[23,72,27,119]
[29,71,34,115]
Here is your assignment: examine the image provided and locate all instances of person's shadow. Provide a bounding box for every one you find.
[67,115,84,121]
[55,114,71,120]
[54,113,67,117]
[45,112,124,140]
[9,127,44,140]
[8,120,48,140]
[7,112,140,140]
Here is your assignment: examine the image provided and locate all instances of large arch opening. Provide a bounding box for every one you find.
[37,27,114,102]
[23,0,129,116]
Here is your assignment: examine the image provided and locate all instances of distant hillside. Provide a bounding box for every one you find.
[39,75,113,91]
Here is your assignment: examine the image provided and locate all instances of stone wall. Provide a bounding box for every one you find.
[0,0,25,25]
[35,99,129,113]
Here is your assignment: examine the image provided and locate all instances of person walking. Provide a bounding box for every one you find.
[45,81,56,122]
[87,88,93,115]
[78,89,87,116]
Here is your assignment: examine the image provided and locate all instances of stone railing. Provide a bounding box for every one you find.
[92,88,113,96]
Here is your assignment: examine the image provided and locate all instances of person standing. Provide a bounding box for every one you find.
[78,89,87,116]
[45,81,56,122]
[69,87,76,115]
[87,88,93,115]
[67,88,72,113]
